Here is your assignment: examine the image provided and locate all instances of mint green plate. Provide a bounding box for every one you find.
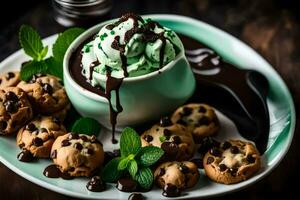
[0,15,296,199]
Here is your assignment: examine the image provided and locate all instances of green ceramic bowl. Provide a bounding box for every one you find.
[63,21,196,129]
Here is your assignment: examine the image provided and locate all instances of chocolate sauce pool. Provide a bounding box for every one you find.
[70,33,269,153]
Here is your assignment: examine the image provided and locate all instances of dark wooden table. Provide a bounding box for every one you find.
[0,0,299,199]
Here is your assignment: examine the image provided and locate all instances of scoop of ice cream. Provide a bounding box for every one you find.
[81,13,183,85]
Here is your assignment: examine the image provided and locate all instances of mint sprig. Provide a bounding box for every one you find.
[19,25,48,61]
[71,117,101,136]
[102,127,164,190]
[18,25,84,81]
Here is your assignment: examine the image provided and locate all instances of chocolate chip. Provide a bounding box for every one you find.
[218,164,227,171]
[222,141,232,150]
[159,116,172,127]
[246,155,255,163]
[50,150,57,159]
[32,137,43,147]
[198,137,220,154]
[179,164,190,173]
[19,143,25,148]
[69,167,75,172]
[74,143,83,151]
[4,101,18,113]
[162,184,181,197]
[0,121,7,131]
[53,117,60,124]
[230,146,239,154]
[210,147,221,157]
[161,142,178,156]
[26,123,37,131]
[39,128,48,133]
[158,168,166,176]
[171,136,181,144]
[176,118,187,126]
[230,168,238,176]
[128,193,144,200]
[163,129,172,137]
[116,178,137,192]
[68,133,79,140]
[61,139,71,147]
[206,156,215,164]
[198,106,207,113]
[143,135,153,142]
[197,116,210,126]
[0,79,2,84]
[181,107,192,116]
[42,83,53,94]
[5,72,15,80]
[86,176,106,192]
[87,148,94,155]
[5,91,18,102]
[80,135,88,141]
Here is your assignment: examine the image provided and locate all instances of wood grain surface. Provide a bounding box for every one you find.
[0,0,299,199]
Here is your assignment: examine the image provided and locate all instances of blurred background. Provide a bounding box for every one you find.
[0,0,299,199]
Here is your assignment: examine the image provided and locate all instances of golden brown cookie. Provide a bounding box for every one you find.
[0,71,20,88]
[0,87,33,135]
[51,133,104,177]
[141,122,195,161]
[17,74,69,114]
[203,140,261,184]
[16,116,67,158]
[154,161,200,190]
[171,103,219,143]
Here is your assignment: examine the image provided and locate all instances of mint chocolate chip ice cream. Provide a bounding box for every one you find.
[81,13,183,86]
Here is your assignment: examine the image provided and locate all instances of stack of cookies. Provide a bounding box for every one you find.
[0,71,104,177]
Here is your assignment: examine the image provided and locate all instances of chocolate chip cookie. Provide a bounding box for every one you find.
[17,74,69,114]
[51,133,104,177]
[0,87,33,135]
[141,121,195,161]
[16,116,67,158]
[154,161,200,190]
[171,103,220,143]
[0,71,20,89]
[203,140,261,184]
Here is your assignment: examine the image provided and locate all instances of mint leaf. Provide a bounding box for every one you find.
[71,117,101,136]
[102,157,122,183]
[118,157,130,171]
[138,146,164,166]
[44,57,63,80]
[20,60,48,81]
[134,167,153,189]
[53,28,85,64]
[128,160,138,177]
[19,25,44,61]
[120,127,141,157]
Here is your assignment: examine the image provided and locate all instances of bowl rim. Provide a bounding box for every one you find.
[63,17,187,102]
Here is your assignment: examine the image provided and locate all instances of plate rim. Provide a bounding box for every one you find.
[0,14,296,199]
